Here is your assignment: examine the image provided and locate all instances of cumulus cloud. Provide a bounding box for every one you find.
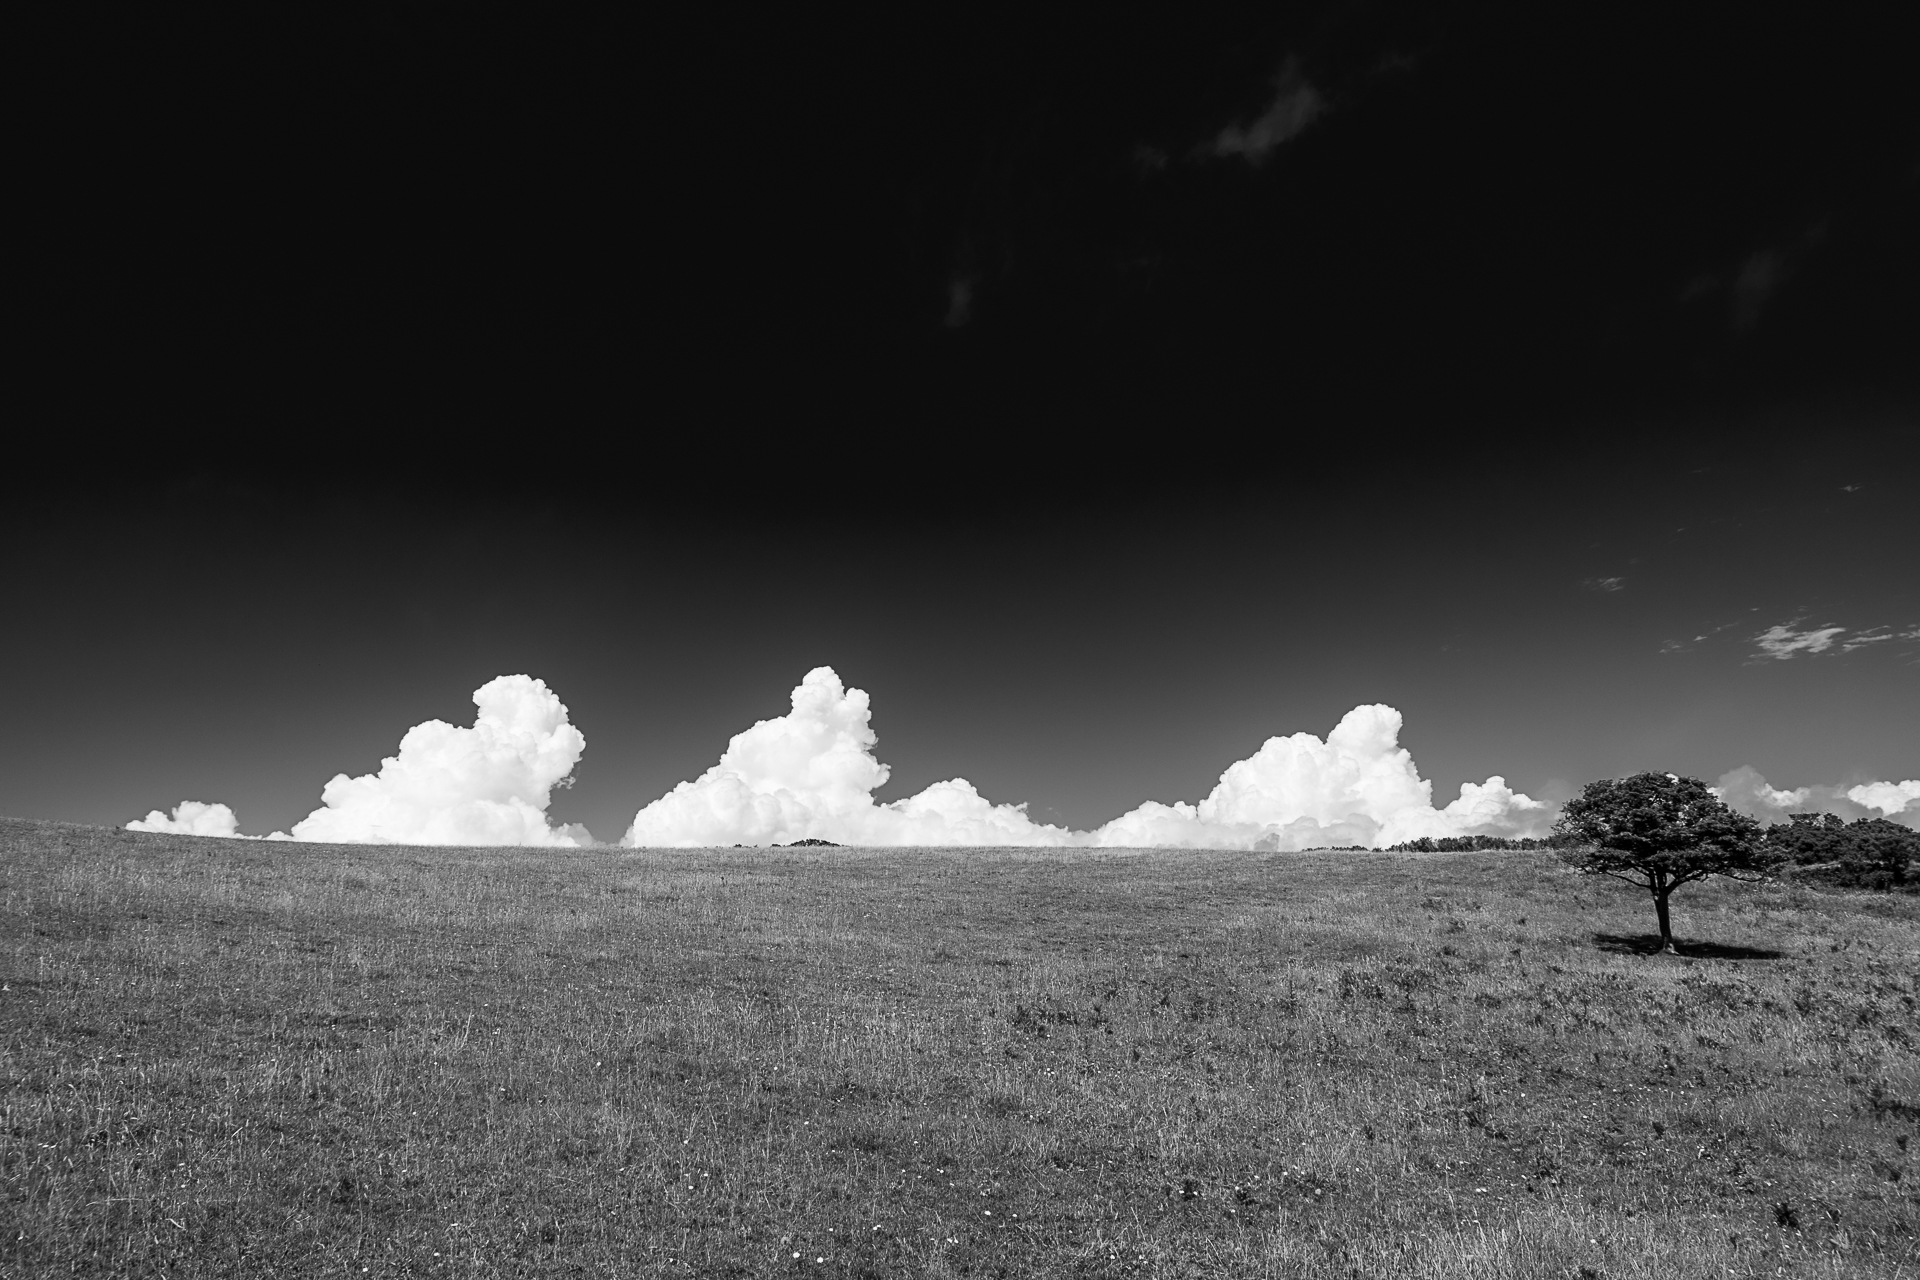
[1849,780,1920,817]
[1715,766,1920,828]
[1093,705,1552,850]
[127,800,244,838]
[286,675,587,846]
[1207,57,1325,165]
[623,667,1076,848]
[127,675,590,846]
[623,669,1553,850]
[1713,766,1818,816]
[1752,622,1844,660]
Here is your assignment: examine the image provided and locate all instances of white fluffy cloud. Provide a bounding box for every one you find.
[1092,705,1552,850]
[1715,766,1920,828]
[623,670,1553,850]
[285,675,587,845]
[1846,780,1920,817]
[622,667,1077,848]
[158,666,1916,853]
[127,800,244,838]
[127,675,589,846]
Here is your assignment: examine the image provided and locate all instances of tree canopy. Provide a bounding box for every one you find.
[1763,812,1848,864]
[1836,818,1917,887]
[1553,772,1782,953]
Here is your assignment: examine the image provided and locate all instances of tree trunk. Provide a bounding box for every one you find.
[1653,888,1677,955]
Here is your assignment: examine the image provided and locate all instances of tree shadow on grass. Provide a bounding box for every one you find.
[1591,933,1787,960]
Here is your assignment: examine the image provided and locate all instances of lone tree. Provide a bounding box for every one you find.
[1554,772,1782,954]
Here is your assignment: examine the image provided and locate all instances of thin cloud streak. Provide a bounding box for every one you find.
[1662,616,1920,660]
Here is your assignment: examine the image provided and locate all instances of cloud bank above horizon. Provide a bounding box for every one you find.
[128,667,1920,848]
[127,799,246,838]
[621,666,1555,850]
[130,675,589,846]
[1714,766,1920,828]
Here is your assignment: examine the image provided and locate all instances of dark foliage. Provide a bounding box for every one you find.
[1841,818,1918,887]
[1766,813,1919,890]
[1764,812,1849,865]
[1552,772,1781,953]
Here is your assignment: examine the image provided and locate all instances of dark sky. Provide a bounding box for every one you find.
[9,5,1917,840]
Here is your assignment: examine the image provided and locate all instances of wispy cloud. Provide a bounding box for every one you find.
[1675,220,1827,335]
[1583,576,1625,593]
[1839,626,1920,653]
[1752,621,1845,660]
[1656,617,1744,654]
[1206,57,1325,166]
[1667,616,1920,661]
[1730,249,1785,333]
[1840,627,1894,652]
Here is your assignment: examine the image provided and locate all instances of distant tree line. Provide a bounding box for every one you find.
[1387,816,1916,888]
[1763,813,1916,890]
[1385,834,1560,852]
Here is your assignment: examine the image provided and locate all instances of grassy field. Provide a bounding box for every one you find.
[2,817,1917,1278]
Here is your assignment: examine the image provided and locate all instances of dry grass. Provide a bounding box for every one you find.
[2,815,1917,1278]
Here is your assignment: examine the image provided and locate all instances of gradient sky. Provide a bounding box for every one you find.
[10,7,1917,841]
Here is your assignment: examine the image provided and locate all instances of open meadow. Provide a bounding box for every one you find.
[3,816,1917,1278]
